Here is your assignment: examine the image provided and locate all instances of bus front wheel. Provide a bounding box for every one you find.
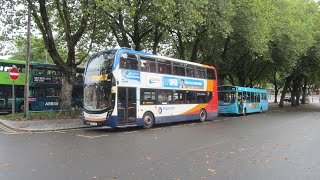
[142,112,154,129]
[199,109,207,122]
[18,103,31,113]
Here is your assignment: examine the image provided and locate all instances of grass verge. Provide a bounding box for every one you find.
[0,109,82,121]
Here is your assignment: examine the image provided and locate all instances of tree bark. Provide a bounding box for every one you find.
[279,76,292,107]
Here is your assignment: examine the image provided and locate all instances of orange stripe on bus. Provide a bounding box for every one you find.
[181,104,207,115]
[84,117,107,121]
[206,80,213,91]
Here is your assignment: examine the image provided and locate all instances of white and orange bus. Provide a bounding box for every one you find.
[83,48,218,128]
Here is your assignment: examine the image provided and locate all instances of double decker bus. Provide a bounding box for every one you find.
[0,59,84,112]
[0,59,26,112]
[218,85,268,115]
[83,48,218,128]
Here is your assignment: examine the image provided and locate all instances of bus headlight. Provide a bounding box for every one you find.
[106,109,113,118]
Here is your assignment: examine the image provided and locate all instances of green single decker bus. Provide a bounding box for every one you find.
[0,59,84,113]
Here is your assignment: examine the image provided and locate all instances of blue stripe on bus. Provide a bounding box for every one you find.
[84,112,219,128]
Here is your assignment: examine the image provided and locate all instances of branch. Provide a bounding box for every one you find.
[34,0,66,70]
[77,4,98,66]
[55,0,71,40]
[71,0,89,47]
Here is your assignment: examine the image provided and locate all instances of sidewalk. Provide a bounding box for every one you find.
[0,117,88,132]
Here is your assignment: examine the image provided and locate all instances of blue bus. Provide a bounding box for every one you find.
[218,85,268,115]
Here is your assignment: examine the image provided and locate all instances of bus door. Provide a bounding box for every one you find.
[117,87,137,125]
[237,91,244,113]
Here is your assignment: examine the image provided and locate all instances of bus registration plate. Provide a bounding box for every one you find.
[89,122,98,126]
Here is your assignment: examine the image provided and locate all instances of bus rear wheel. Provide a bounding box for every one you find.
[199,109,207,122]
[142,112,154,129]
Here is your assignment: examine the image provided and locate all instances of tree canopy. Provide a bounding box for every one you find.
[1,0,320,108]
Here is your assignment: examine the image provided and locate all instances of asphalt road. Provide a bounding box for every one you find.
[1,104,320,180]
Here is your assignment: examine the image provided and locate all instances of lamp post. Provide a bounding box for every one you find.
[24,4,31,119]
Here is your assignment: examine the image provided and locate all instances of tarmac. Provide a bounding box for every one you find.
[0,101,316,132]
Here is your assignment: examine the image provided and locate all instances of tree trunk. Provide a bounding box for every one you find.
[274,88,278,103]
[279,76,292,107]
[273,71,278,103]
[60,72,75,110]
[301,78,307,104]
[177,31,185,60]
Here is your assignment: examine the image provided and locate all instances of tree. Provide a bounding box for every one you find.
[216,0,273,86]
[10,35,54,63]
[26,0,99,109]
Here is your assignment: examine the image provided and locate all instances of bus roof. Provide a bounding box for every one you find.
[0,59,26,65]
[218,85,268,93]
[114,48,216,70]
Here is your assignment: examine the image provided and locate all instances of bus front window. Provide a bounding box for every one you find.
[218,92,236,105]
[84,50,116,111]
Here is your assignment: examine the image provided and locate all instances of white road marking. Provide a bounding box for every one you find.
[77,134,109,139]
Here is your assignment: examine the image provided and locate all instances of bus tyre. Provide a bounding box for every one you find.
[142,112,154,129]
[18,103,24,113]
[18,103,31,113]
[199,109,207,122]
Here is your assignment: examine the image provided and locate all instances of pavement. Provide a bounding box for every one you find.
[0,102,316,132]
[0,117,87,132]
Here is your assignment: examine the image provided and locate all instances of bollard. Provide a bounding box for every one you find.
[71,108,75,118]
[49,109,53,119]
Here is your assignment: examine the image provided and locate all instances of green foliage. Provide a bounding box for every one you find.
[1,0,320,95]
[9,35,53,63]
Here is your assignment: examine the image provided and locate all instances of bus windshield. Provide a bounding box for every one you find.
[218,92,236,105]
[84,50,116,111]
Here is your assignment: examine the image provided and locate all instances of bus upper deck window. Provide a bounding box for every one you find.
[120,53,138,70]
[140,56,156,72]
[186,65,195,77]
[196,67,206,79]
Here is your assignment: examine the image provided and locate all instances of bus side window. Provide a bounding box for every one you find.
[250,92,254,103]
[157,59,172,75]
[206,68,216,80]
[186,65,195,77]
[196,67,206,79]
[140,56,156,72]
[246,92,251,103]
[186,91,196,104]
[140,89,156,105]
